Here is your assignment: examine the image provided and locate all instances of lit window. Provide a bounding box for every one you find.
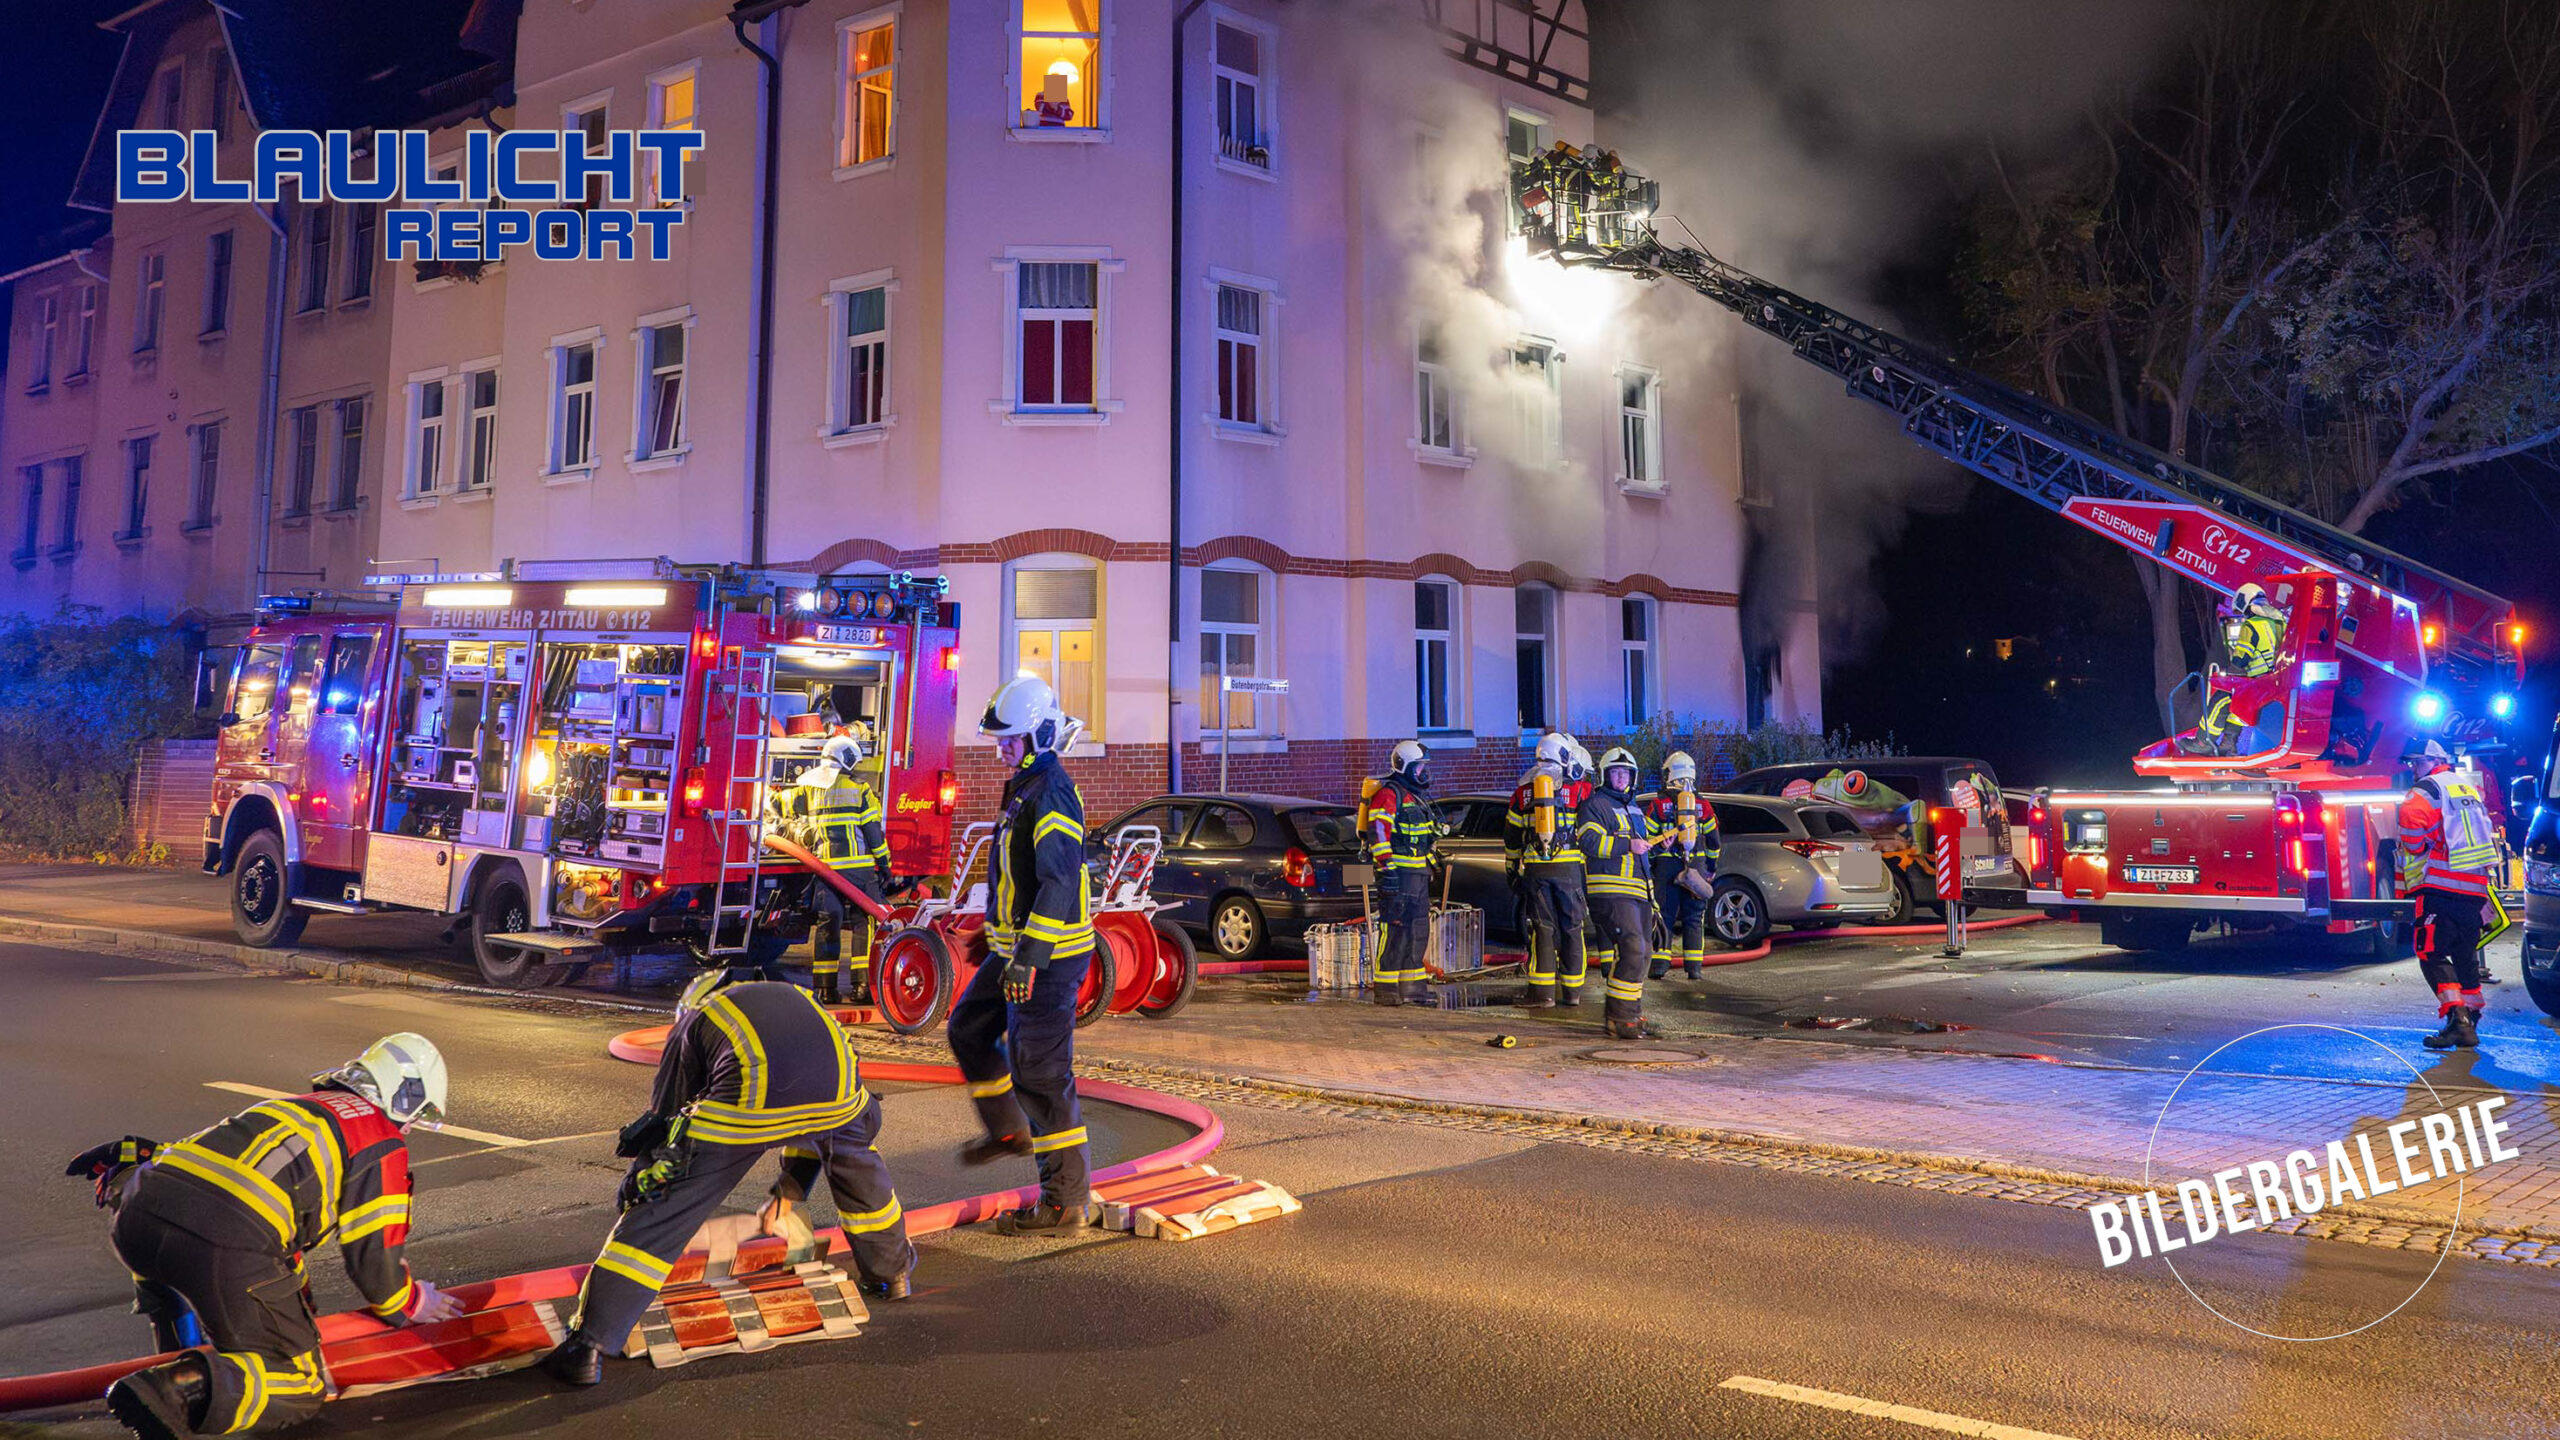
[203,230,233,335]
[1009,561,1100,729]
[1415,329,1456,454]
[70,284,95,377]
[1621,595,1656,726]
[1199,566,1265,733]
[553,340,598,471]
[637,323,688,458]
[648,68,697,205]
[134,253,166,353]
[188,420,222,529]
[286,406,318,516]
[463,369,499,490]
[411,379,446,497]
[1618,365,1660,486]
[1212,22,1266,168]
[1416,577,1458,731]
[1018,0,1101,131]
[50,455,81,554]
[16,465,42,559]
[1511,338,1560,463]
[343,206,377,300]
[1017,261,1098,409]
[1214,283,1264,427]
[121,436,152,540]
[298,203,333,312]
[836,284,890,430]
[841,16,896,167]
[29,291,55,390]
[1515,584,1554,732]
[331,397,367,510]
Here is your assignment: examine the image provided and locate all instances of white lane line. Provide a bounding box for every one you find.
[97,971,266,982]
[204,1082,535,1149]
[1719,1377,2081,1440]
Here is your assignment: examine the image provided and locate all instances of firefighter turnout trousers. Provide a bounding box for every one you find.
[811,868,886,994]
[1518,864,1589,1003]
[2416,888,2488,1019]
[110,1201,324,1434]
[1650,863,1709,978]
[1592,895,1654,1030]
[949,949,1092,1208]
[1376,868,1432,1000]
[570,1093,911,1353]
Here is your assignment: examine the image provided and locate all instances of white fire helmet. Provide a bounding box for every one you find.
[1664,751,1698,790]
[1598,746,1639,790]
[2418,739,2454,771]
[1565,741,1595,783]
[314,1033,448,1130]
[979,675,1068,754]
[1534,732,1574,771]
[1389,739,1429,785]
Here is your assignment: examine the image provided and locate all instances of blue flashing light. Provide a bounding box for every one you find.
[2490,692,2516,719]
[2411,691,2449,726]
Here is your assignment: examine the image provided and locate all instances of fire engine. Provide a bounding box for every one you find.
[201,558,962,986]
[1514,147,2526,954]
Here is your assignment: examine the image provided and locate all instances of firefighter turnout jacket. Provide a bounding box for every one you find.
[2228,613,2283,677]
[1577,786,1655,901]
[773,772,889,877]
[651,980,872,1149]
[1640,789,1721,868]
[1505,768,1584,872]
[987,750,1094,967]
[2398,771,2500,900]
[1361,773,1440,874]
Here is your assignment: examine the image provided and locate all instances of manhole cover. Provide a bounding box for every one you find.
[1584,1046,1716,1066]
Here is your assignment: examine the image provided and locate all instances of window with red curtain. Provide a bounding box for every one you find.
[1018,261,1097,408]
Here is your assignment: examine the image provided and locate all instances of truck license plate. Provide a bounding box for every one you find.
[2125,865,2199,885]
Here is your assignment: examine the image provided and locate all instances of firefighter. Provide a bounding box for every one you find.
[1580,747,1661,1039]
[1642,751,1721,979]
[543,971,913,1386]
[2400,741,2501,1050]
[1362,740,1442,1006]
[771,729,890,1003]
[947,674,1101,1234]
[69,1035,464,1439]
[1506,732,1589,1007]
[2186,583,2287,755]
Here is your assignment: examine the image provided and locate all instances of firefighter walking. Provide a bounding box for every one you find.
[1580,747,1661,1039]
[1507,732,1590,1007]
[1642,751,1721,979]
[2400,741,2502,1050]
[948,675,1102,1234]
[544,973,913,1385]
[1363,740,1442,1006]
[771,730,891,1003]
[68,1035,464,1439]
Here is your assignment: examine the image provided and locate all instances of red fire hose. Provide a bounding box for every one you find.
[761,833,898,923]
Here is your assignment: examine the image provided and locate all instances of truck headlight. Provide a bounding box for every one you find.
[2529,858,2560,897]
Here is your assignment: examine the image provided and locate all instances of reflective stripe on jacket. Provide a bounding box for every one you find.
[1361,776,1439,871]
[986,751,1093,965]
[1577,789,1655,900]
[775,778,889,874]
[1504,768,1583,869]
[2398,775,2496,898]
[1640,790,1720,865]
[2230,614,2283,677]
[653,981,870,1146]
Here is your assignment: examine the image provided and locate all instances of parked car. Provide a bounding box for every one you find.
[1432,792,1531,943]
[1727,756,2024,919]
[1090,794,1367,959]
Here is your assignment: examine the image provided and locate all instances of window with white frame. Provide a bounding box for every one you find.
[568,103,609,210]
[551,338,599,471]
[187,420,221,529]
[29,291,56,390]
[297,203,332,312]
[647,67,697,205]
[1214,282,1265,428]
[636,322,688,458]
[51,455,81,553]
[343,206,376,300]
[1212,21,1267,168]
[154,60,184,129]
[1515,583,1555,732]
[1007,559,1100,730]
[833,283,889,431]
[1199,565,1265,734]
[285,405,318,515]
[1415,577,1459,731]
[1016,0,1102,131]
[330,396,366,508]
[1505,108,1549,233]
[840,13,896,168]
[134,252,165,353]
[1511,338,1560,463]
[14,465,39,558]
[1621,594,1656,725]
[462,369,498,490]
[409,378,447,497]
[1416,328,1457,454]
[202,230,232,335]
[70,284,95,377]
[1618,365,1660,486]
[1016,261,1098,409]
[120,436,151,539]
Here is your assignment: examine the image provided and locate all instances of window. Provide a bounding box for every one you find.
[202,230,232,335]
[840,15,896,168]
[344,206,376,300]
[1512,338,1560,462]
[188,421,221,529]
[321,634,373,713]
[647,68,697,205]
[636,323,687,458]
[1619,365,1660,486]
[1192,803,1256,849]
[1214,283,1264,427]
[1621,595,1655,725]
[1416,329,1457,454]
[1711,802,1788,837]
[70,284,95,377]
[837,284,889,430]
[1017,262,1097,409]
[568,104,609,210]
[206,52,231,140]
[1415,577,1457,731]
[1515,584,1554,732]
[1199,565,1264,733]
[13,465,39,559]
[298,203,332,312]
[283,635,324,713]
[230,643,281,724]
[1505,109,1549,234]
[121,436,152,539]
[1009,561,1100,728]
[462,369,498,490]
[553,340,598,471]
[1213,22,1266,168]
[1017,0,1101,131]
[285,406,318,515]
[134,252,165,353]
[29,292,56,390]
[409,379,446,496]
[1113,802,1194,845]
[154,61,184,129]
[331,396,367,509]
[49,456,81,553]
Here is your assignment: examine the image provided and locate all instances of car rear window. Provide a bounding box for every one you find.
[1285,806,1360,852]
[1712,802,1788,835]
[1805,807,1865,839]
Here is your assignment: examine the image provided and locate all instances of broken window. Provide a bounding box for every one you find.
[1017,261,1097,409]
[842,16,896,166]
[1019,0,1100,131]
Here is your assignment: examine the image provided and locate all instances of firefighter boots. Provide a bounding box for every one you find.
[2423,1007,2479,1051]
[958,1133,1035,1166]
[994,1200,1098,1235]
[539,1335,607,1387]
[106,1356,208,1440]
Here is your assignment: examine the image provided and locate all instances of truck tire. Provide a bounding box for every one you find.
[230,828,309,949]
[471,866,568,988]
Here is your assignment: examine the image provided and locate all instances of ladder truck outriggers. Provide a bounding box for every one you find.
[1513,146,2527,955]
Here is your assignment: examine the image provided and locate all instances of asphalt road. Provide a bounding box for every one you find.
[5,938,2560,1440]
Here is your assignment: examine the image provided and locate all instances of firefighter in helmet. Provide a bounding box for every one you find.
[542,971,913,1385]
[1506,732,1591,1007]
[1362,740,1442,1006]
[1579,747,1662,1039]
[2400,740,2502,1050]
[947,675,1101,1233]
[1642,751,1721,979]
[70,1035,465,1438]
[2185,582,2288,755]
[771,728,890,1003]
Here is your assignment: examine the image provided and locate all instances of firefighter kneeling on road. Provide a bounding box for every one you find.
[1507,732,1590,1008]
[1643,751,1721,979]
[772,729,891,1004]
[68,1035,464,1439]
[948,674,1103,1234]
[1363,740,1442,1007]
[2400,741,2503,1051]
[543,970,913,1385]
[1581,748,1661,1040]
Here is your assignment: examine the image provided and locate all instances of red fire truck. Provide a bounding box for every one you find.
[202,559,962,986]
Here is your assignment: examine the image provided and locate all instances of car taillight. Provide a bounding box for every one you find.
[681,765,707,815]
[936,770,957,813]
[1780,839,1844,858]
[1283,846,1315,888]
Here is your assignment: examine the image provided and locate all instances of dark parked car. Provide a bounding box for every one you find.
[1728,756,2022,919]
[1091,794,1368,959]
[1433,792,1531,943]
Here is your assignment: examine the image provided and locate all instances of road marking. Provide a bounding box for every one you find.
[1718,1376,2080,1440]
[98,971,264,982]
[205,1082,535,1149]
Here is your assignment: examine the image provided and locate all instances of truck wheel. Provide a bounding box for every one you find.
[1709,877,1771,947]
[230,829,309,949]
[471,867,567,988]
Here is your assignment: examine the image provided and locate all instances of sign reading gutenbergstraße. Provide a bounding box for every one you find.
[2058,496,2330,596]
